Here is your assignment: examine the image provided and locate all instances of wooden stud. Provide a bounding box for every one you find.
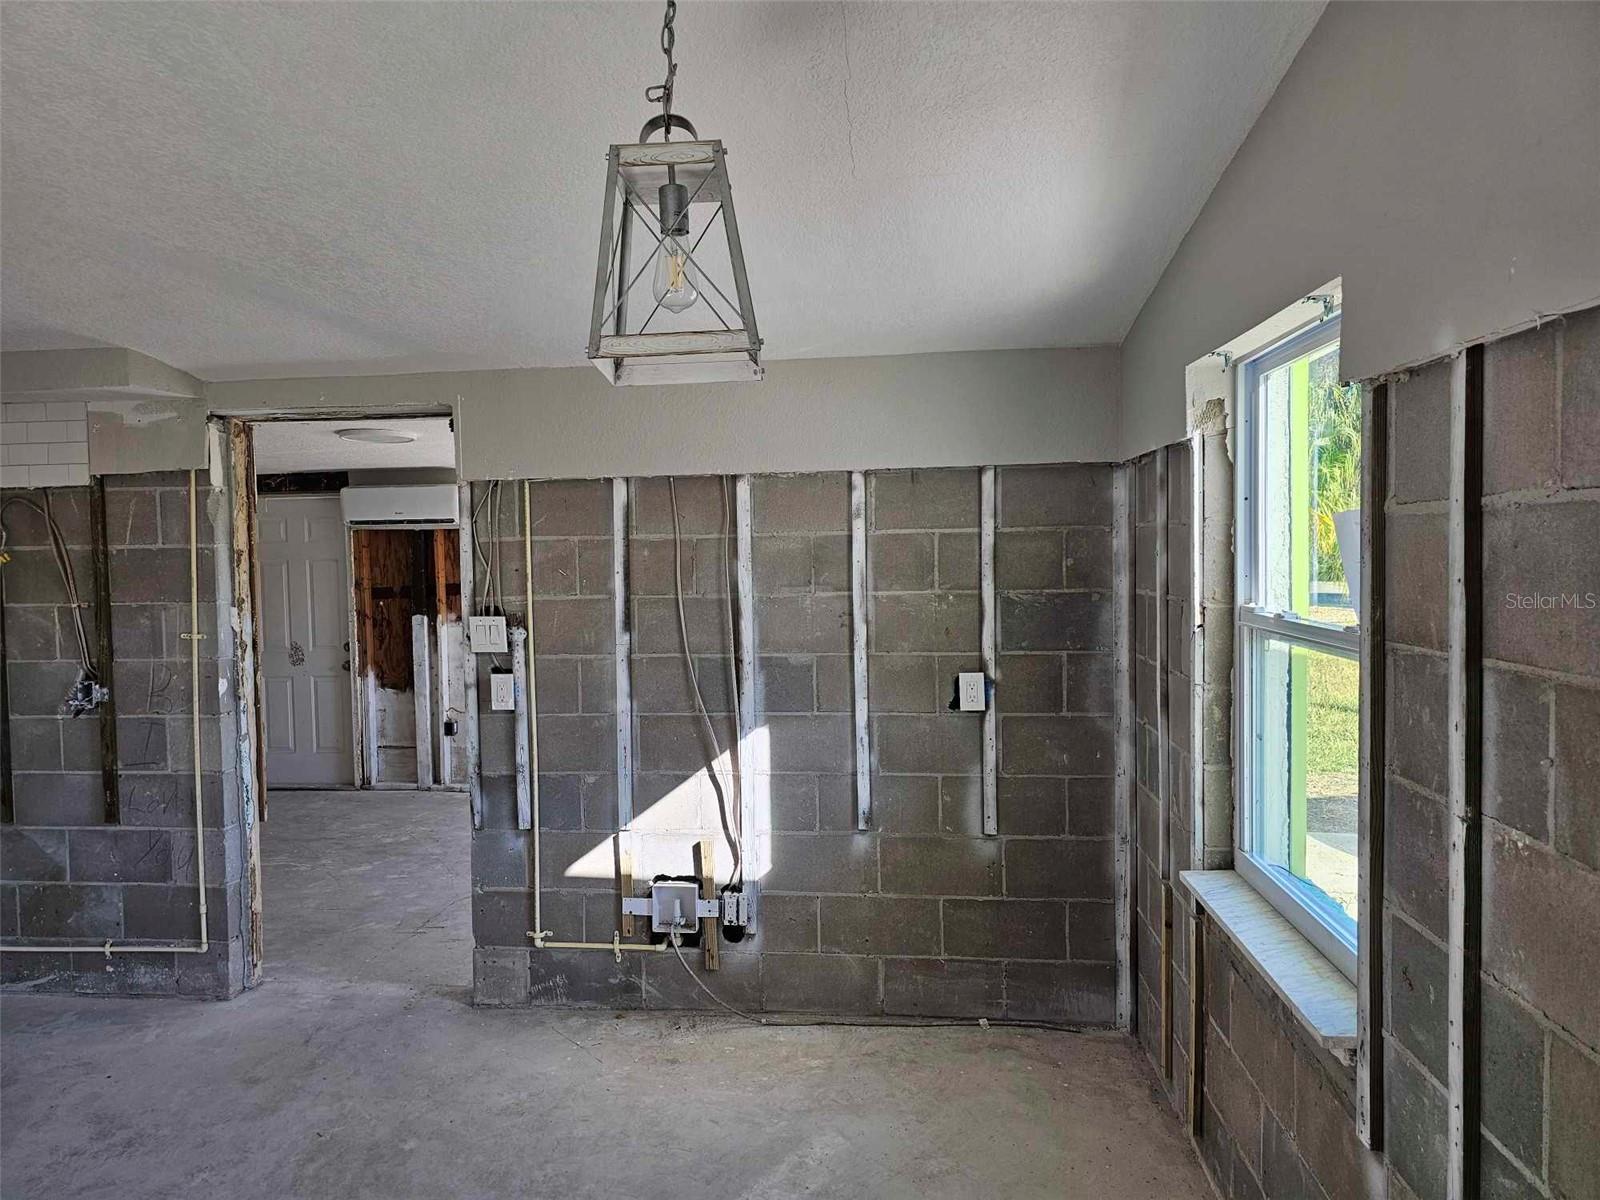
[521,482,539,828]
[1446,349,1484,1200]
[1189,908,1207,1137]
[0,570,11,825]
[1113,464,1135,1032]
[850,471,871,831]
[227,420,266,979]
[613,478,635,936]
[458,483,482,828]
[695,836,719,972]
[980,466,998,837]
[412,614,435,788]
[1357,381,1389,1150]
[1156,445,1173,1079]
[735,476,762,891]
[88,476,119,823]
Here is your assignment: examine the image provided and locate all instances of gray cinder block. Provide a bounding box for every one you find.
[472,948,531,1007]
[819,895,941,956]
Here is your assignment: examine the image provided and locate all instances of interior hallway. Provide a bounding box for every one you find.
[1,791,1210,1200]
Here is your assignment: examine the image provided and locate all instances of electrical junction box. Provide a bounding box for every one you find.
[488,670,515,711]
[650,881,702,934]
[956,672,989,712]
[468,614,508,654]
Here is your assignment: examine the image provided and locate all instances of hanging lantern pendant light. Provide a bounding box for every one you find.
[585,0,763,385]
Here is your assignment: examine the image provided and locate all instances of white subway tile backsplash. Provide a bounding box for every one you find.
[48,441,89,464]
[45,400,87,420]
[3,442,50,466]
[26,421,70,443]
[2,401,47,422]
[0,465,30,487]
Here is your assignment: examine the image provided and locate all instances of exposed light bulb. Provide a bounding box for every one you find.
[651,235,701,313]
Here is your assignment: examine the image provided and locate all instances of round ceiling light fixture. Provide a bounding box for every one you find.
[335,428,418,444]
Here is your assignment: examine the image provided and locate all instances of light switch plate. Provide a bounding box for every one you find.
[468,615,508,654]
[489,671,515,711]
[956,671,988,712]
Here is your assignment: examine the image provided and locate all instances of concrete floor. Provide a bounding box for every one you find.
[2,790,1211,1200]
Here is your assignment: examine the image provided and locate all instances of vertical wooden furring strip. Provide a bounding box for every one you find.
[734,476,763,896]
[458,483,481,829]
[0,569,11,824]
[522,482,539,830]
[613,478,636,936]
[509,625,531,830]
[412,615,435,788]
[1446,349,1483,1200]
[1112,464,1135,1032]
[1187,431,1206,1121]
[433,528,453,788]
[695,836,719,972]
[850,471,871,831]
[980,466,998,837]
[1189,908,1206,1138]
[1155,445,1173,1080]
[88,477,119,823]
[1357,381,1389,1150]
[1189,432,1205,877]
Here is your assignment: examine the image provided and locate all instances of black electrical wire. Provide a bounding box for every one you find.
[0,495,95,678]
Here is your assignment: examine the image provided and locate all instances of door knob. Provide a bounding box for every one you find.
[341,660,350,671]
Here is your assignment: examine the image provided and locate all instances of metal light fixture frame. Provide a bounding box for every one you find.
[586,112,763,386]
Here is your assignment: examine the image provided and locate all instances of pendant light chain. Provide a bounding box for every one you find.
[645,0,679,141]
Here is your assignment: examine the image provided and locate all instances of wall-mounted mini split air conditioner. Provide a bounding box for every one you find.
[339,484,459,528]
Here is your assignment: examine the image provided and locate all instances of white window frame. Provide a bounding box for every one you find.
[1234,315,1360,982]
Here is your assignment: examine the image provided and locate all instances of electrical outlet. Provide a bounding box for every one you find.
[489,671,515,711]
[956,671,988,712]
[468,614,508,654]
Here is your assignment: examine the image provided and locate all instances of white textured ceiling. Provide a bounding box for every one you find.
[253,417,456,474]
[1,1,1322,379]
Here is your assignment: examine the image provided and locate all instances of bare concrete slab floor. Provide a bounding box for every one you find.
[2,790,1210,1200]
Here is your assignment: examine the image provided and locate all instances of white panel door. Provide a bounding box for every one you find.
[259,494,353,786]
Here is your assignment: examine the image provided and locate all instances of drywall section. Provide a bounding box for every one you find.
[205,346,1122,480]
[0,347,208,478]
[1170,306,1600,1200]
[1,473,248,998]
[1120,1,1600,458]
[471,465,1119,1020]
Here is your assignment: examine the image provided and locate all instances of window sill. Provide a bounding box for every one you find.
[1179,869,1357,1065]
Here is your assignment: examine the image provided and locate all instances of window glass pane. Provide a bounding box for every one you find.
[1249,635,1359,933]
[1256,341,1362,626]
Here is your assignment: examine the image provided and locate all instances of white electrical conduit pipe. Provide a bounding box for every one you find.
[521,479,656,957]
[1,469,210,957]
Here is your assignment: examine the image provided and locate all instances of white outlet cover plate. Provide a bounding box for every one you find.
[957,671,988,711]
[489,672,515,711]
[468,615,508,654]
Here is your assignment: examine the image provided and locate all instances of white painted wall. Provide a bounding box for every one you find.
[1119,1,1600,459]
[209,346,1122,479]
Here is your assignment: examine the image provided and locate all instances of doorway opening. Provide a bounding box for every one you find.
[240,414,472,994]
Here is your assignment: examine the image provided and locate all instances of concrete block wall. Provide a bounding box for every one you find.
[1,473,247,998]
[472,466,1120,1020]
[1438,308,1596,1200]
[1173,305,1600,1200]
[1129,441,1201,1116]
